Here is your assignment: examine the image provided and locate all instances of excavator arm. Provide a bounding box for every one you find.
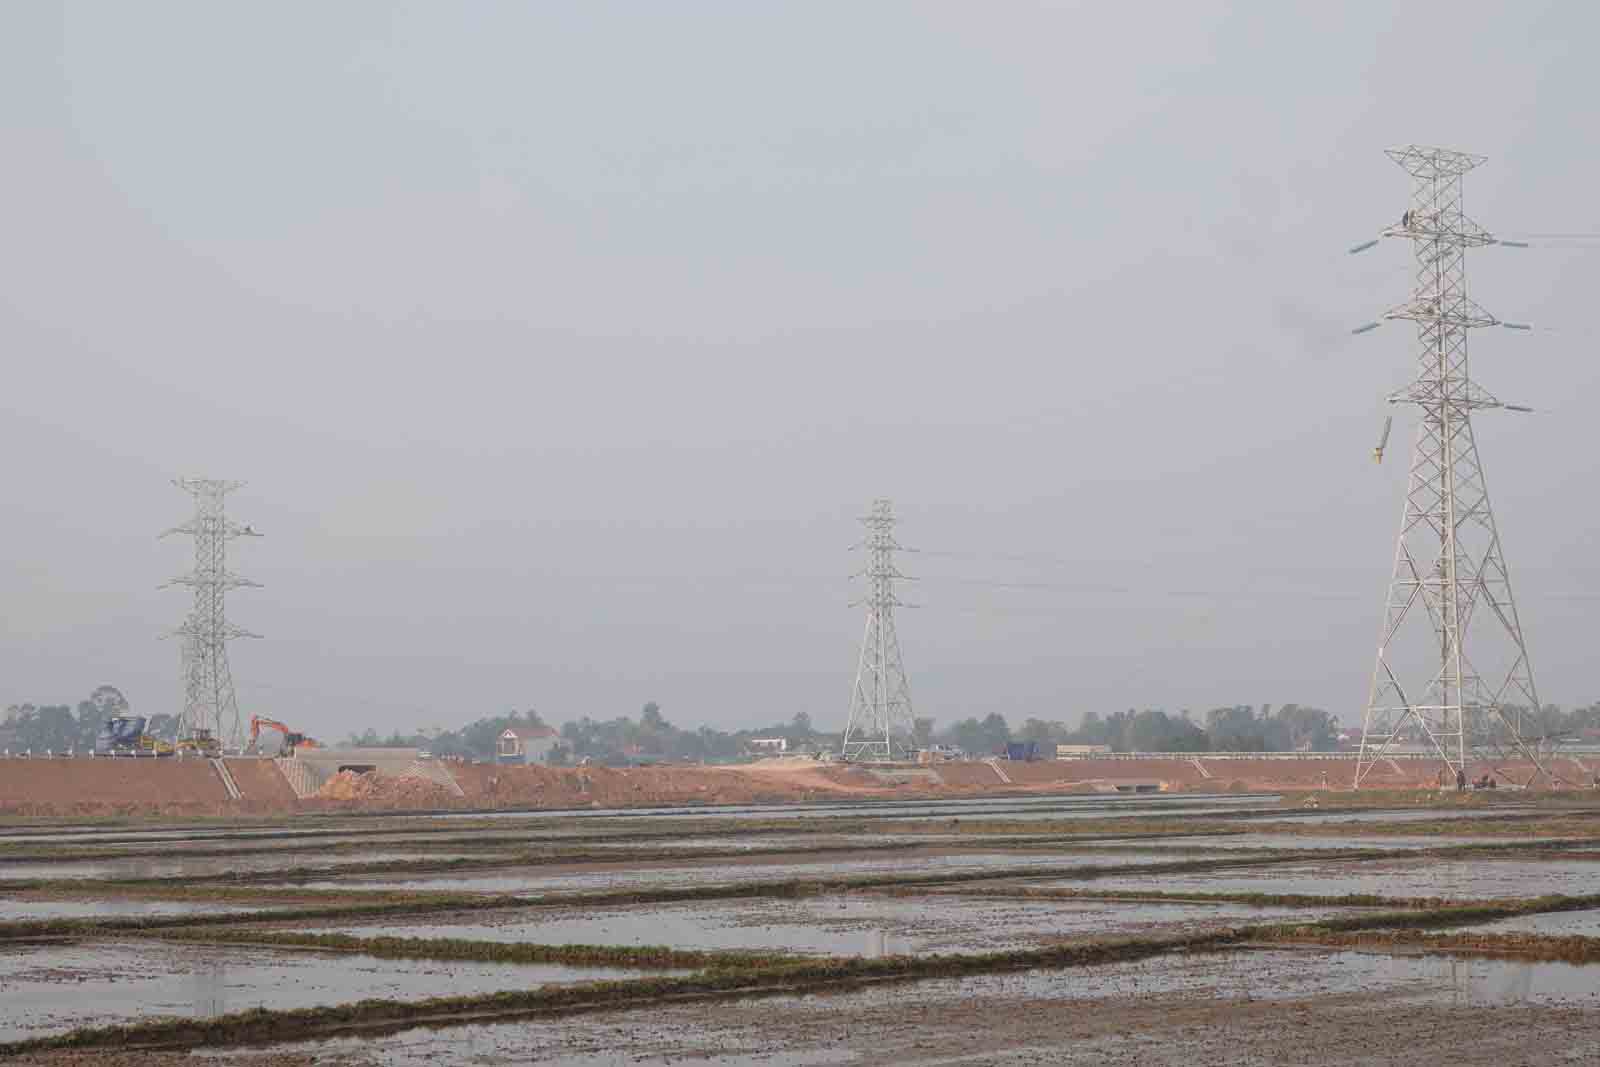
[246,716,316,755]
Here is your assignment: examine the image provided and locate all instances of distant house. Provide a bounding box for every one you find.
[745,737,788,755]
[497,726,559,765]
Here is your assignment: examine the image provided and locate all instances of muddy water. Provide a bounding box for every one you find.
[302,896,1357,957]
[1033,857,1600,899]
[0,940,683,1042]
[261,949,1600,1066]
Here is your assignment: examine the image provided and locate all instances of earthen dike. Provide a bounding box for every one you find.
[0,750,1563,818]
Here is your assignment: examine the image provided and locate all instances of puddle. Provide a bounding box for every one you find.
[1030,857,1600,900]
[0,940,684,1041]
[302,896,1356,957]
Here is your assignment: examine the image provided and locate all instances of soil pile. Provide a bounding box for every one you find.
[313,770,457,808]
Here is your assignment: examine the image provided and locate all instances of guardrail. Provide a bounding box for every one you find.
[0,749,259,760]
[1053,748,1600,760]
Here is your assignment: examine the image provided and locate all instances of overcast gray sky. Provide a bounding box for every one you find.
[4,2,1598,736]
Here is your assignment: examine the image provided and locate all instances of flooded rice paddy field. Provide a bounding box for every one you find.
[257,950,1600,1066]
[5,792,1600,1063]
[0,939,676,1043]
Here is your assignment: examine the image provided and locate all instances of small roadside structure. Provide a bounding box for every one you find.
[497,726,559,765]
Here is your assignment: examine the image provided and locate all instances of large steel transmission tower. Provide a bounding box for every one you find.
[1352,146,1547,788]
[842,499,917,762]
[163,479,261,750]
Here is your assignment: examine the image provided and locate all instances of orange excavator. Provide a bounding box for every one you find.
[246,716,319,757]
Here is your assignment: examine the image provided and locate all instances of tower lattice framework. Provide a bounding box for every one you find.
[163,479,261,750]
[842,499,916,762]
[1354,146,1547,788]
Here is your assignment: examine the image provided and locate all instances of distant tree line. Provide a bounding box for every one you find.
[19,684,1600,762]
[343,703,838,765]
[935,704,1348,755]
[0,686,172,752]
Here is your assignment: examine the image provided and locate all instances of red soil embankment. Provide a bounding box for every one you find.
[4,752,1547,820]
[0,758,231,816]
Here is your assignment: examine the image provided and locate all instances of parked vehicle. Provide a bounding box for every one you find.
[94,716,173,756]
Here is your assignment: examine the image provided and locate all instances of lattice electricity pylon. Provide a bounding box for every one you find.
[1348,146,1548,789]
[162,479,262,750]
[842,499,917,762]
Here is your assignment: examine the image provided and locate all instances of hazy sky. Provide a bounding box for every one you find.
[4,2,1598,736]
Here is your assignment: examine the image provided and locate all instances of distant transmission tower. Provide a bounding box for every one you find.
[842,499,917,762]
[1350,146,1548,788]
[163,479,261,750]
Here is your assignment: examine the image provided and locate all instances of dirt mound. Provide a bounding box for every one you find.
[313,770,457,808]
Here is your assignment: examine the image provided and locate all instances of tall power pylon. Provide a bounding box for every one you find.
[1351,146,1547,788]
[842,499,917,762]
[163,479,262,750]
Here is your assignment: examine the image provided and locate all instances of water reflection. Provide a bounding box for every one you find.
[1387,954,1593,1007]
[192,959,227,1018]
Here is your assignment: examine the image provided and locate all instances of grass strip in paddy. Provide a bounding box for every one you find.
[902,884,1486,910]
[1250,927,1600,963]
[1251,892,1600,937]
[146,927,769,970]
